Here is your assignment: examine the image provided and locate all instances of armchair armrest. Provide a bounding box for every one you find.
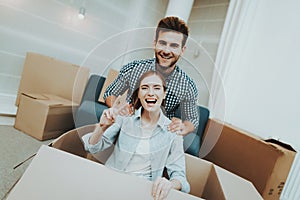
[80,74,106,103]
[74,75,108,128]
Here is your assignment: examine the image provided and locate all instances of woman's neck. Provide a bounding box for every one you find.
[141,110,160,129]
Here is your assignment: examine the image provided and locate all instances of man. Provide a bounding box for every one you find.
[103,16,199,136]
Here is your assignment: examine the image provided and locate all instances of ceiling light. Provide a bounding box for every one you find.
[78,7,85,20]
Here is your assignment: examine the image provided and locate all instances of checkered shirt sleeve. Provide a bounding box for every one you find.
[103,59,154,102]
[165,68,199,130]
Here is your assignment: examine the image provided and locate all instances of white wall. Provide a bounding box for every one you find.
[184,0,229,106]
[0,0,168,115]
[222,0,300,150]
[0,0,229,116]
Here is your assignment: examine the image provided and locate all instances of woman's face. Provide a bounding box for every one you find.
[138,74,166,113]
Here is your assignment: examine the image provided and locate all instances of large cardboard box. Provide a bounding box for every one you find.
[44,125,262,200]
[7,145,201,200]
[15,52,89,106]
[200,119,297,200]
[7,144,262,200]
[14,93,77,140]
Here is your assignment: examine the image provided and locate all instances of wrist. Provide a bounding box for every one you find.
[170,179,181,191]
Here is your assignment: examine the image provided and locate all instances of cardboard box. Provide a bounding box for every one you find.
[16,52,89,106]
[7,145,262,200]
[7,145,202,200]
[14,93,77,140]
[48,125,262,199]
[200,119,296,200]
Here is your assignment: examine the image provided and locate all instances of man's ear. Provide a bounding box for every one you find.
[181,45,186,55]
[153,40,157,49]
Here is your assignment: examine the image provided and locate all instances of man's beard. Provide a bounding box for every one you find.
[155,52,178,73]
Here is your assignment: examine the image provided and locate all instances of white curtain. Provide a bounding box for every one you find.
[200,0,258,158]
[208,0,258,121]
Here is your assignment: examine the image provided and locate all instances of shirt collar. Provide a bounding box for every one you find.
[133,107,170,130]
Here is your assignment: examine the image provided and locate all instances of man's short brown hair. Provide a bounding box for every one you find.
[156,16,189,47]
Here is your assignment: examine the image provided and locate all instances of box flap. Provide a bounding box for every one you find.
[214,165,263,200]
[201,118,296,199]
[185,154,212,198]
[7,145,201,200]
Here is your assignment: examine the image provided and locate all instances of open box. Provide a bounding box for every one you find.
[200,119,296,200]
[6,125,262,200]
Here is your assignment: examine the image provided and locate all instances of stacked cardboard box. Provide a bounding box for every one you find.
[200,119,296,200]
[14,52,89,140]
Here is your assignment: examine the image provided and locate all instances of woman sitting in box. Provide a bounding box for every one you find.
[82,71,190,200]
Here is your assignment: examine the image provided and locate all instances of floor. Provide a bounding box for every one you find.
[0,116,53,200]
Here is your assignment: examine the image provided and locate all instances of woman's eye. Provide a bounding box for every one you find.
[158,41,167,46]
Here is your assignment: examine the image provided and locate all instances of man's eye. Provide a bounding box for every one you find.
[170,43,180,48]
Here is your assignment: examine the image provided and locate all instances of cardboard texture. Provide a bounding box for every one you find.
[201,119,296,200]
[98,68,119,103]
[14,93,77,140]
[48,126,262,200]
[7,145,201,200]
[16,52,89,106]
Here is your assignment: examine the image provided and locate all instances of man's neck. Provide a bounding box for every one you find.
[155,63,175,78]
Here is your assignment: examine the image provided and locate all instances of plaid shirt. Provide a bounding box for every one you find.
[103,58,199,129]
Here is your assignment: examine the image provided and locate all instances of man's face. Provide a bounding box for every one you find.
[154,31,186,72]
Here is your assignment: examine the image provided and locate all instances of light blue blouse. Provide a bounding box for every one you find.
[82,108,190,193]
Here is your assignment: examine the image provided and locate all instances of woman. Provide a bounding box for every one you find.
[82,71,190,200]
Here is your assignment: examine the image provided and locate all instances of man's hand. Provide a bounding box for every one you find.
[168,117,195,136]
